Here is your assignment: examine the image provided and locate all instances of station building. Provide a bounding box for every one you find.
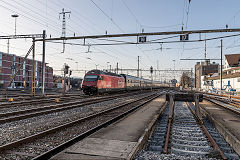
[0,51,53,89]
[202,54,240,92]
[195,60,219,90]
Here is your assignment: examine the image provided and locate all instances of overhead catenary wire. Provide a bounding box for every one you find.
[185,0,192,29]
[0,1,60,34]
[3,0,238,75]
[90,0,153,68]
[141,24,182,29]
[0,1,77,67]
[48,0,140,67]
[37,0,138,68]
[121,0,142,27]
[90,0,125,33]
[47,33,240,46]
[0,0,141,70]
[181,0,186,30]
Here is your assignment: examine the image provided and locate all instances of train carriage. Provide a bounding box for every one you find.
[121,74,142,91]
[82,69,168,95]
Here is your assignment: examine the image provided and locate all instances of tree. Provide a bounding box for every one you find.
[180,72,191,88]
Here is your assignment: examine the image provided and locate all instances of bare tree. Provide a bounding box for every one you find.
[180,72,191,88]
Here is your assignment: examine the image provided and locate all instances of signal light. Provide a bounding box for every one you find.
[150,66,153,74]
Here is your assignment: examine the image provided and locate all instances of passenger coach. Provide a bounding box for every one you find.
[82,69,167,95]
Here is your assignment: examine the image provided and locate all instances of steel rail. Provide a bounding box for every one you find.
[204,97,240,115]
[0,95,89,109]
[163,101,174,154]
[186,102,227,160]
[33,93,161,160]
[204,92,240,101]
[0,93,160,159]
[0,92,86,103]
[204,95,240,108]
[0,92,142,123]
[0,91,143,109]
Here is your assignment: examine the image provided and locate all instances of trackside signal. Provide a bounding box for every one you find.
[150,66,153,74]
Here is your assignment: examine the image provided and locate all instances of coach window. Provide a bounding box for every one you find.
[0,53,2,67]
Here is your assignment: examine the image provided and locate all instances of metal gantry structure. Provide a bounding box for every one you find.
[35,28,240,42]
[3,28,240,96]
[0,33,45,96]
[59,8,71,53]
[35,28,240,93]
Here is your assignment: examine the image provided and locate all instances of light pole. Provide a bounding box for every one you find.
[75,62,78,70]
[95,64,99,69]
[106,62,110,71]
[220,39,223,93]
[11,14,19,36]
[45,63,49,88]
[173,60,176,80]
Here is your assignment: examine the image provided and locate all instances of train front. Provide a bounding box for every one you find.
[82,72,99,95]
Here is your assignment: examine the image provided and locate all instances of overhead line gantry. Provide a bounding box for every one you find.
[35,28,240,42]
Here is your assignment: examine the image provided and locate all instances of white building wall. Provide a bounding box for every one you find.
[201,76,207,90]
[201,76,213,91]
[212,77,240,91]
[224,59,229,70]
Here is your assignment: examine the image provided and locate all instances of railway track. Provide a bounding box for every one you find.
[136,100,240,159]
[0,91,150,124]
[204,94,240,105]
[0,92,84,103]
[0,92,161,160]
[0,91,155,149]
[202,113,240,159]
[168,102,213,157]
[204,95,240,115]
[0,95,85,108]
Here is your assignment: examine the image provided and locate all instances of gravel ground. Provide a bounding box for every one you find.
[135,151,218,160]
[0,92,158,160]
[0,92,152,146]
[0,96,90,113]
[136,101,218,160]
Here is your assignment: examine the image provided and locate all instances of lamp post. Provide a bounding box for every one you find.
[11,14,19,36]
[95,64,99,69]
[106,62,110,71]
[75,62,78,70]
[45,63,49,89]
[173,59,176,80]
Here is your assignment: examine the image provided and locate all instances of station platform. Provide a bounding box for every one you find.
[51,96,166,160]
[200,100,240,155]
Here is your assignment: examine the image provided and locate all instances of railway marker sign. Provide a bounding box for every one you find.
[180,34,189,41]
[139,36,147,43]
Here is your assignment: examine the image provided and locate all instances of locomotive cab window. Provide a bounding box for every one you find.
[98,76,104,80]
[84,75,98,81]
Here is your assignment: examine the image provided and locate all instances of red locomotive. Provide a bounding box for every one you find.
[82,69,168,95]
[82,70,125,95]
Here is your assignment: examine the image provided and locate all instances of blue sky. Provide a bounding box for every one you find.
[0,0,240,80]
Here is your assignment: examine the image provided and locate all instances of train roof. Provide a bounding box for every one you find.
[121,74,163,83]
[121,74,141,80]
[86,70,123,77]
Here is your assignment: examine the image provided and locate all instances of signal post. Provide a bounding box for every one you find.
[150,66,153,91]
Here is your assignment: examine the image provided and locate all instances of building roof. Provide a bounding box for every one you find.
[205,72,240,81]
[225,54,240,66]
